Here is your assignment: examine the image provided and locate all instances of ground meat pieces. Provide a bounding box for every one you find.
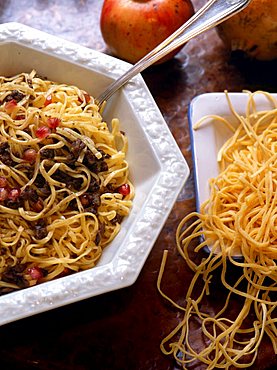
[1,263,29,288]
[32,198,44,212]
[0,247,7,256]
[68,199,78,211]
[88,177,100,193]
[21,187,39,202]
[52,170,83,190]
[70,177,83,190]
[40,148,54,159]
[65,139,86,167]
[84,150,109,173]
[34,226,48,240]
[69,191,100,214]
[34,174,46,188]
[65,153,77,168]
[105,183,115,192]
[52,170,72,185]
[4,90,25,103]
[80,192,100,209]
[0,142,14,166]
[4,197,23,209]
[110,214,123,225]
[37,184,51,197]
[70,139,86,159]
[95,223,105,245]
[95,232,101,245]
[33,175,51,199]
[34,219,48,239]
[16,164,34,180]
[20,187,45,212]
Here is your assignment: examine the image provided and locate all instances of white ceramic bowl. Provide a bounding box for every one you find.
[0,23,189,325]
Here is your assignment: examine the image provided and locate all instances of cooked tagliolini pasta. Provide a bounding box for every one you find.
[0,70,134,294]
[158,91,277,369]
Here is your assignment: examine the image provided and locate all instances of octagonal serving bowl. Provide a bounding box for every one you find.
[0,22,189,325]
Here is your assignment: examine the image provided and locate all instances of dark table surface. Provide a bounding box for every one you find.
[0,1,276,369]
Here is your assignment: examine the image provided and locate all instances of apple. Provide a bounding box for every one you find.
[100,0,195,64]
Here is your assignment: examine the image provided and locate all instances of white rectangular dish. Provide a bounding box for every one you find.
[0,23,189,325]
[189,92,277,208]
[188,92,277,254]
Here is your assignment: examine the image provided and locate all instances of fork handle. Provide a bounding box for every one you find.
[96,0,251,107]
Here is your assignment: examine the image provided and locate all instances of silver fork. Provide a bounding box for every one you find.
[96,0,252,109]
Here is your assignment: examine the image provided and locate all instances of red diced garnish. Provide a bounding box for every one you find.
[44,94,52,106]
[0,176,8,188]
[4,99,17,114]
[23,148,37,163]
[47,117,61,129]
[15,114,25,120]
[27,266,43,280]
[35,126,51,139]
[8,188,21,201]
[83,92,91,104]
[117,183,130,196]
[0,187,9,201]
[78,91,91,104]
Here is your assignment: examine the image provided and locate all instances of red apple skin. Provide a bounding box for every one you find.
[100,0,195,64]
